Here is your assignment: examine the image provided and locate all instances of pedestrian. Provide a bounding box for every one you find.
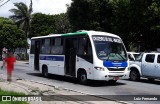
[1,47,7,69]
[4,50,16,82]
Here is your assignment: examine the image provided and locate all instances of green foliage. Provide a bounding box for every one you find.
[0,17,27,51]
[9,0,33,38]
[67,0,160,51]
[0,88,28,104]
[30,13,72,38]
[29,13,56,38]
[67,0,114,31]
[54,13,72,34]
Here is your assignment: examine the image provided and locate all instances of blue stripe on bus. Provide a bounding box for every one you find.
[40,56,64,61]
[103,61,128,67]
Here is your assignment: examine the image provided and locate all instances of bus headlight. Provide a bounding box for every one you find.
[94,67,105,71]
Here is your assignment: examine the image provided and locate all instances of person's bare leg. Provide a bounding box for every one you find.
[7,72,11,82]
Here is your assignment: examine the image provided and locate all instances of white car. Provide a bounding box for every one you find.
[129,52,160,81]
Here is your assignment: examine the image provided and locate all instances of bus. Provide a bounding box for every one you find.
[29,30,129,84]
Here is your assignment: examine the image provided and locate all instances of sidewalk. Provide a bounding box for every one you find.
[0,73,123,104]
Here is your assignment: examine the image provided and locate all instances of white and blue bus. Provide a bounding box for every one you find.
[29,30,129,84]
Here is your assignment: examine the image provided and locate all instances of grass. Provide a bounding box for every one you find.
[0,88,29,104]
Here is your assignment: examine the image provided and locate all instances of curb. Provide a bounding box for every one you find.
[0,73,131,104]
[27,79,131,104]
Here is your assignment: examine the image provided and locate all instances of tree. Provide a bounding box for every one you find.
[29,13,56,38]
[0,17,27,52]
[9,0,33,38]
[67,0,114,32]
[30,13,72,38]
[67,0,160,51]
[9,0,33,59]
[112,0,160,51]
[54,13,72,34]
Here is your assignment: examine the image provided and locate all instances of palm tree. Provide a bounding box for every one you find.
[9,0,33,38]
[9,0,32,59]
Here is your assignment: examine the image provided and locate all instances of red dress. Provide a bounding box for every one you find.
[5,56,16,74]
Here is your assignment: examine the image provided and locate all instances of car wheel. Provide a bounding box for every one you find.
[130,70,140,81]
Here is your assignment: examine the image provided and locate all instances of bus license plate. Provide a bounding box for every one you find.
[113,77,119,80]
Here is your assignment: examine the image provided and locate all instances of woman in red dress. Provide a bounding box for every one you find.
[4,51,16,82]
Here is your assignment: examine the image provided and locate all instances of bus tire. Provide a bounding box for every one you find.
[42,66,48,78]
[130,70,140,81]
[78,71,87,85]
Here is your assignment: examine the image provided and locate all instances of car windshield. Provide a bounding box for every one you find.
[93,35,127,61]
[134,53,143,61]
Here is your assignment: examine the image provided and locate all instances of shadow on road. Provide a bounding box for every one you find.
[27,72,126,87]
[125,79,160,85]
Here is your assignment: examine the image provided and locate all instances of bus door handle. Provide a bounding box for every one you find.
[155,65,158,68]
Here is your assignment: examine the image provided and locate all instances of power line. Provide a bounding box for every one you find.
[0,0,10,7]
[0,0,5,3]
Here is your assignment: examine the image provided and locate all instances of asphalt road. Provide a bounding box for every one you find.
[1,61,160,104]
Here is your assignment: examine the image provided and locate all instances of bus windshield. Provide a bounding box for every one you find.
[92,35,127,61]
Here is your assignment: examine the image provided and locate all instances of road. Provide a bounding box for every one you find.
[1,61,160,104]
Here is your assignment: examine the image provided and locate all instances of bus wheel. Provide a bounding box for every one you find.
[130,70,140,81]
[42,66,48,78]
[78,71,87,85]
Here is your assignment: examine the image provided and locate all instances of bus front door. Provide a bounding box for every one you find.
[65,38,77,76]
[34,40,40,71]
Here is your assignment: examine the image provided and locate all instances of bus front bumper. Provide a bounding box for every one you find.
[93,71,129,81]
[105,74,129,81]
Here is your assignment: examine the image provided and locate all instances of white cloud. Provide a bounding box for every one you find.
[0,0,72,18]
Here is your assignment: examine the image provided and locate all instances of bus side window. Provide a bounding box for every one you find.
[51,38,63,54]
[30,40,35,54]
[85,39,93,63]
[87,40,92,56]
[78,37,93,63]
[78,38,86,56]
[40,39,45,54]
[51,38,55,54]
[45,38,51,54]
[40,38,51,54]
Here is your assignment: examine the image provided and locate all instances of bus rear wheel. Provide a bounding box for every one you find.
[42,66,48,78]
[78,71,87,85]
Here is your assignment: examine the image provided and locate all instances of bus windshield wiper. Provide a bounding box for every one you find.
[115,53,126,61]
[106,52,126,61]
[106,52,112,61]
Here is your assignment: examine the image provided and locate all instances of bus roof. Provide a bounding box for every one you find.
[31,30,120,39]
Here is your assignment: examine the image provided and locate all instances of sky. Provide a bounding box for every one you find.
[0,0,72,18]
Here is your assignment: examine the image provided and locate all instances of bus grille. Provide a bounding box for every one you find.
[107,68,125,71]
